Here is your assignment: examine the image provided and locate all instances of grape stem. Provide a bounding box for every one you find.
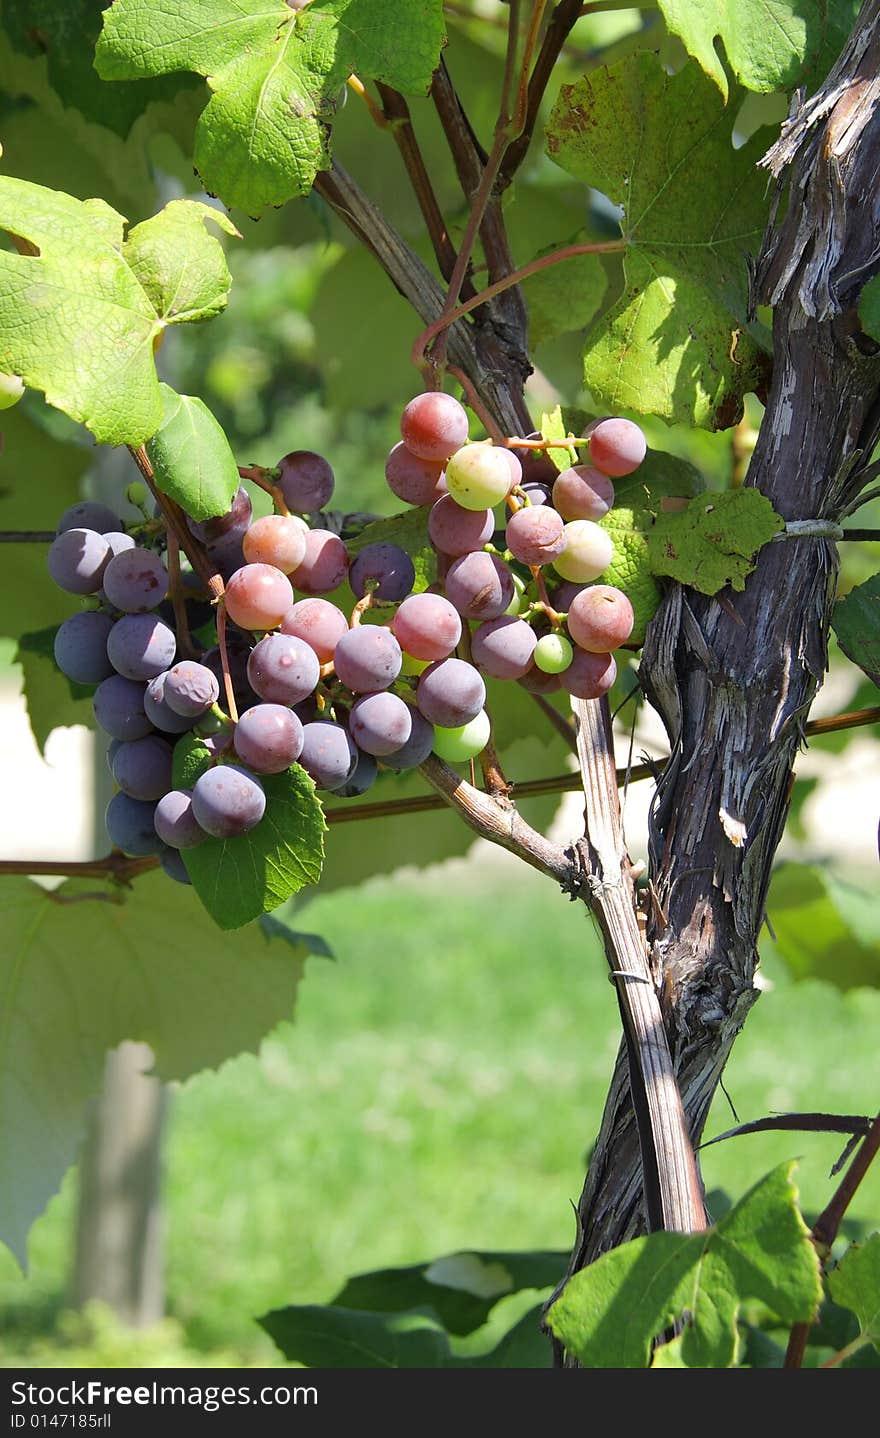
[238,464,289,515]
[414,237,626,378]
[349,591,375,627]
[421,0,550,378]
[165,530,198,661]
[127,446,224,602]
[214,603,239,725]
[784,1109,880,1368]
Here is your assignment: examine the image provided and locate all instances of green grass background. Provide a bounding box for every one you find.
[0,856,877,1366]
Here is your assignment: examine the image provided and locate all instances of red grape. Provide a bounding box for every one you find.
[400,392,469,462]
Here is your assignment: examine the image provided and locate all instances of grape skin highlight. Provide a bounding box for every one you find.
[191,765,266,838]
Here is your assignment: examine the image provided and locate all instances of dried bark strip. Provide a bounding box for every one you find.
[566,0,880,1270]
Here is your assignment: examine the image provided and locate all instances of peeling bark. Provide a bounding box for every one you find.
[567,1,880,1268]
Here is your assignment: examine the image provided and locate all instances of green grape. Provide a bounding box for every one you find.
[445,444,513,511]
[431,709,491,762]
[534,633,573,674]
[504,572,527,616]
[0,373,24,410]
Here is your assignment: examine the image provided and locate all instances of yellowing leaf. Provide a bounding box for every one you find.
[647,489,783,594]
[0,179,237,445]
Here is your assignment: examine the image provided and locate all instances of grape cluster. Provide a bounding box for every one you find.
[47,400,645,884]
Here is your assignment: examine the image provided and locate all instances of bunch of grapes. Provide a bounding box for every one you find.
[46,401,645,884]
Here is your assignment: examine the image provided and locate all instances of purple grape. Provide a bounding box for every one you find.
[518,662,563,695]
[106,737,122,773]
[552,466,615,521]
[202,729,234,759]
[163,661,220,717]
[417,658,486,728]
[205,533,246,582]
[349,692,413,756]
[105,792,162,855]
[428,495,494,557]
[47,528,111,594]
[471,616,537,680]
[278,451,335,512]
[550,580,588,613]
[57,501,122,535]
[520,481,552,506]
[335,748,379,798]
[382,707,435,770]
[111,734,174,801]
[333,626,401,693]
[281,598,348,663]
[562,648,617,700]
[247,633,320,705]
[93,675,153,740]
[505,506,566,566]
[107,613,176,681]
[233,704,304,774]
[290,529,349,594]
[187,486,252,545]
[144,673,198,734]
[154,789,206,849]
[299,721,358,791]
[53,611,115,685]
[349,543,415,602]
[104,531,136,558]
[444,552,515,620]
[102,547,169,613]
[385,443,446,506]
[391,592,461,662]
[191,764,266,838]
[160,849,192,884]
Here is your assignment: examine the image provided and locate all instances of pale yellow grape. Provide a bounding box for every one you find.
[445,443,513,511]
[552,520,614,583]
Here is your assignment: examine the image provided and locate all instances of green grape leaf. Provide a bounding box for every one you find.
[546,55,771,429]
[0,872,320,1264]
[832,573,880,688]
[656,2,826,100]
[95,0,447,217]
[262,1250,563,1366]
[2,0,198,137]
[828,1236,880,1352]
[646,489,784,594]
[172,735,326,930]
[616,447,706,509]
[521,239,607,347]
[14,627,95,754]
[261,1303,453,1368]
[546,1164,821,1368]
[859,274,880,343]
[346,508,436,594]
[0,179,237,446]
[766,864,880,990]
[146,385,241,522]
[540,406,576,473]
[122,200,239,325]
[596,507,663,646]
[0,407,86,641]
[332,1250,566,1336]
